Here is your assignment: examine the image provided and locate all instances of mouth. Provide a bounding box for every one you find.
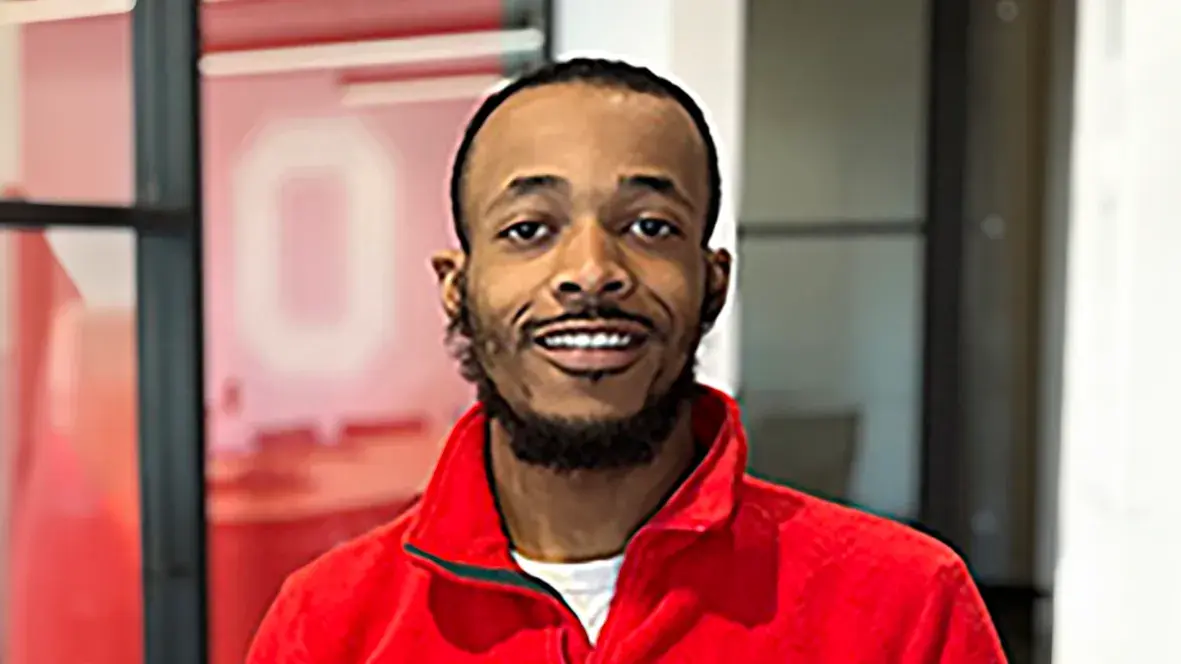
[531,322,651,375]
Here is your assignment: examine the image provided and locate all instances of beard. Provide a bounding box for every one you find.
[446,276,706,473]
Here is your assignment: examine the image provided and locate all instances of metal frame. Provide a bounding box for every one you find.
[503,0,553,53]
[542,0,555,62]
[132,0,208,662]
[918,0,972,546]
[0,0,207,662]
[0,202,185,230]
[501,0,553,73]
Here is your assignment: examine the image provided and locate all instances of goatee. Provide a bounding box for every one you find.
[475,361,699,473]
[446,280,704,473]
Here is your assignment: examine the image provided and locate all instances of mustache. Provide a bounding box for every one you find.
[521,304,657,338]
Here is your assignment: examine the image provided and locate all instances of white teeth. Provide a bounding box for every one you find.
[542,332,634,349]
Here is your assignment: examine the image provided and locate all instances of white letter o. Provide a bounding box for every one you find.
[232,117,397,378]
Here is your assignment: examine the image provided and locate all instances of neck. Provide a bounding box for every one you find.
[489,408,698,563]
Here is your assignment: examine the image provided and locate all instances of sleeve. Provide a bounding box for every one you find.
[245,576,317,664]
[901,556,1009,664]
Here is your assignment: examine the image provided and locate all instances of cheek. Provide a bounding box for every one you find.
[467,296,510,343]
[478,290,522,326]
[646,271,705,343]
[471,264,549,323]
[465,279,530,355]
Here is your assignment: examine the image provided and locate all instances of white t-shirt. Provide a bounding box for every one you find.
[511,551,625,644]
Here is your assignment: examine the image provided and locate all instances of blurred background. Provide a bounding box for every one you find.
[1,1,1177,663]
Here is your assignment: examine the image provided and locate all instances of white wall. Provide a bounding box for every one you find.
[1053,1,1181,661]
[739,0,927,517]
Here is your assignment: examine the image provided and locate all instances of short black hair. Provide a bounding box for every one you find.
[448,57,722,251]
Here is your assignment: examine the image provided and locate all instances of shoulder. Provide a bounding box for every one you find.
[736,477,1003,658]
[285,502,422,602]
[738,475,969,586]
[246,504,424,662]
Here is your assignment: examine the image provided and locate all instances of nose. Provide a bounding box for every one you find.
[549,223,635,304]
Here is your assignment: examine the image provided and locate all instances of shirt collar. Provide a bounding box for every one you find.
[404,385,748,571]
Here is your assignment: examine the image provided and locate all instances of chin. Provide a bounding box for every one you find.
[531,396,645,423]
[529,365,674,418]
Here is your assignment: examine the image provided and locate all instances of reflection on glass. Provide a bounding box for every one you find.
[197,2,526,661]
[738,235,924,519]
[0,8,134,205]
[0,227,141,664]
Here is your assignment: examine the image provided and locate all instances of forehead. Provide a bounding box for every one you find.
[464,82,708,210]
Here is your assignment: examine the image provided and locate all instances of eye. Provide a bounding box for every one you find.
[498,221,551,244]
[628,217,680,239]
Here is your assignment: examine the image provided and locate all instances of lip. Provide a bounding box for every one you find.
[530,321,651,375]
[532,319,652,339]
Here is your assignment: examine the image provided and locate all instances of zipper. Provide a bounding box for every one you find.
[584,531,657,664]
[404,542,590,648]
[407,528,701,663]
[588,525,706,664]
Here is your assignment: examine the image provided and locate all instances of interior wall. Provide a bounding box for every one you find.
[1053,1,1181,658]
[739,0,927,518]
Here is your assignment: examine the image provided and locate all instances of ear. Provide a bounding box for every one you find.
[430,249,467,320]
[702,248,732,324]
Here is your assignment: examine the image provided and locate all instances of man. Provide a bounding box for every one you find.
[247,58,1006,663]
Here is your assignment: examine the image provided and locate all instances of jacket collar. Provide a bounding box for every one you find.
[404,385,748,571]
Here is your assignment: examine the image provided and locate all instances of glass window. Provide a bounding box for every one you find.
[0,226,141,663]
[741,0,927,227]
[198,3,548,662]
[0,5,135,205]
[739,236,924,519]
[738,0,929,521]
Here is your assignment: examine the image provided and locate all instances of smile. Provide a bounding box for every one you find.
[537,331,640,350]
[532,323,650,374]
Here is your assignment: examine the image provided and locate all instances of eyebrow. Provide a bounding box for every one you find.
[618,174,694,210]
[483,173,694,215]
[507,174,568,196]
[485,174,570,215]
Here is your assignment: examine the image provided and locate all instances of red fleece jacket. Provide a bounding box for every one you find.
[247,387,1006,663]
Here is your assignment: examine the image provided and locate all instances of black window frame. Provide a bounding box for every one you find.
[918,0,972,551]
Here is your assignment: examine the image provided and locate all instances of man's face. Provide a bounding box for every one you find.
[434,82,730,469]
